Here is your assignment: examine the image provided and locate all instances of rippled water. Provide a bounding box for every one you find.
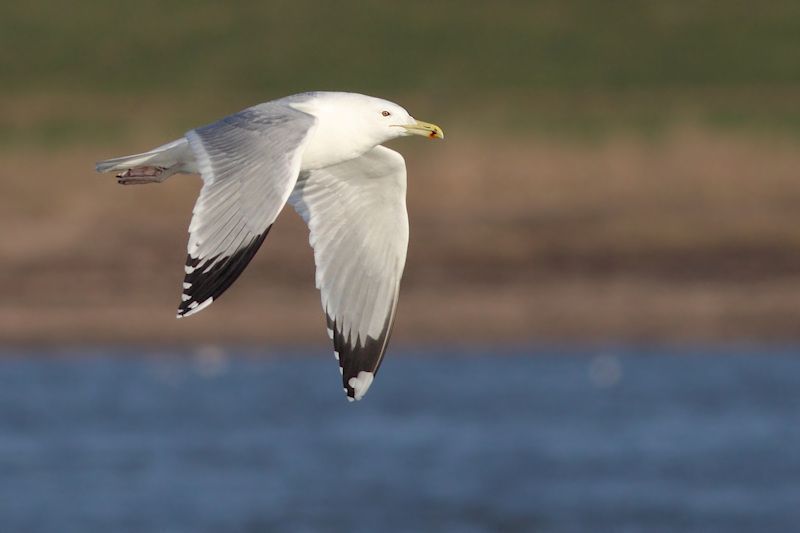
[0,346,798,532]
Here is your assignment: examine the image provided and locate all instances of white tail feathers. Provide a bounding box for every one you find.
[95,137,195,173]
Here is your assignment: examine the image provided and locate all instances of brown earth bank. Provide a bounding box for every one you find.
[2,128,800,343]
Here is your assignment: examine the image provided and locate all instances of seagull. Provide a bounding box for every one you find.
[96,91,444,401]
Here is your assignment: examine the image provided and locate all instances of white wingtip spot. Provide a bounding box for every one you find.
[333,350,339,361]
[194,298,213,313]
[347,371,374,401]
[180,297,214,318]
[181,294,191,302]
[183,282,192,289]
[327,327,334,340]
[185,265,195,274]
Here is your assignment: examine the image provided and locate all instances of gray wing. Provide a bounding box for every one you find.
[289,146,409,401]
[178,103,316,317]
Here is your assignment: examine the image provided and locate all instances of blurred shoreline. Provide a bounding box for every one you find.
[3,128,800,344]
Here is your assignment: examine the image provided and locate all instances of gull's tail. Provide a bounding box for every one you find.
[96,137,195,184]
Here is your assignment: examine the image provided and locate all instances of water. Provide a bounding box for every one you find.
[0,346,799,532]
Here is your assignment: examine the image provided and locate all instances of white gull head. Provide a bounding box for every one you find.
[290,92,444,171]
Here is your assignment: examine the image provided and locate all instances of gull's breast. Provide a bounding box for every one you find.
[291,101,376,171]
[299,123,374,171]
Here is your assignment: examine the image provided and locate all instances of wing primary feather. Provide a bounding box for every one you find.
[177,226,271,317]
[327,308,395,400]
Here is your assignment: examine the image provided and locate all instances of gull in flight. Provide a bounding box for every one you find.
[96,92,444,401]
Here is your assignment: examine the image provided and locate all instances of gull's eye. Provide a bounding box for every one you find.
[381,110,391,117]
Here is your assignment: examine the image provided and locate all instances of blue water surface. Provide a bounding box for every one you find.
[0,345,799,533]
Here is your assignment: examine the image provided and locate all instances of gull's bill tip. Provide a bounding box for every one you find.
[398,119,444,140]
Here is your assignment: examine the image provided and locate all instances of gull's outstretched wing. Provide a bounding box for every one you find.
[178,103,316,317]
[289,146,409,401]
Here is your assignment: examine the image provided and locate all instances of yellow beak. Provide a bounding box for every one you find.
[399,119,444,140]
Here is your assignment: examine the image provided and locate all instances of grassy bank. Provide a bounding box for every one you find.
[2,1,800,145]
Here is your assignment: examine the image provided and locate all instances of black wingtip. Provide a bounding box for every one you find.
[177,227,271,317]
[327,312,394,400]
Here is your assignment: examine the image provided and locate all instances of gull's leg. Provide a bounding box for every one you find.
[116,165,179,185]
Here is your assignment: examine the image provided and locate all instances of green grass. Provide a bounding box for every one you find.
[4,1,800,93]
[2,1,800,145]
